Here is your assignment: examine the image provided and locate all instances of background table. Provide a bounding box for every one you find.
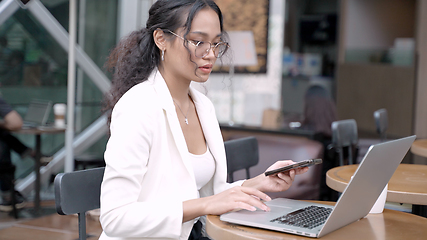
[411,139,427,157]
[206,201,427,240]
[15,126,65,214]
[326,164,427,216]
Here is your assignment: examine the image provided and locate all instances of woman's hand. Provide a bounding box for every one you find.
[183,161,308,221]
[242,160,309,193]
[183,186,271,221]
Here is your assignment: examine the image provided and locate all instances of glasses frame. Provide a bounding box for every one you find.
[163,29,229,58]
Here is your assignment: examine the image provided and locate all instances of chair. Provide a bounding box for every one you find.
[224,137,259,182]
[74,153,105,170]
[374,108,388,142]
[54,167,105,240]
[330,119,359,166]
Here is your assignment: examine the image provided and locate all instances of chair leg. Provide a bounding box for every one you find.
[338,150,344,166]
[348,147,353,165]
[78,212,87,240]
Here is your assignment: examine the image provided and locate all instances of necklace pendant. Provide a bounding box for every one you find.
[185,118,189,125]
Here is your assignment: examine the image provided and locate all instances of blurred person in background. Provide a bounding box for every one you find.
[301,85,338,201]
[301,85,337,139]
[0,96,31,211]
[0,36,12,76]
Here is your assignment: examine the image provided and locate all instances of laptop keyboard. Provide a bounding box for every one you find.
[270,206,332,229]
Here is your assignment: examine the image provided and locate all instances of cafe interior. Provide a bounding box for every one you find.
[0,0,426,239]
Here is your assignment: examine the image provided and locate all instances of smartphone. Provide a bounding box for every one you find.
[264,159,322,176]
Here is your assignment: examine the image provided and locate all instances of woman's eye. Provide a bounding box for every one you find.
[190,40,202,46]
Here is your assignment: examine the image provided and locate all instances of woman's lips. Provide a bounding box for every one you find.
[199,64,213,73]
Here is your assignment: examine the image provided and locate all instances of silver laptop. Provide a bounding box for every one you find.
[220,135,416,238]
[22,99,52,128]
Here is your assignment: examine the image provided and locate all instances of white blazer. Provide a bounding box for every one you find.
[99,70,242,240]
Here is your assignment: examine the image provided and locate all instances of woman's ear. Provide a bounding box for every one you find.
[153,29,166,51]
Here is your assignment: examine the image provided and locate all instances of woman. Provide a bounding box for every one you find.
[301,85,337,138]
[301,85,337,201]
[100,1,308,239]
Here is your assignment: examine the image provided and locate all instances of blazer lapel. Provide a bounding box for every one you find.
[151,71,196,183]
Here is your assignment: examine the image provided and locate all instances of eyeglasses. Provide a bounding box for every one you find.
[164,29,229,58]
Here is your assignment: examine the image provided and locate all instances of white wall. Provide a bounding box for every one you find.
[345,0,415,49]
[117,0,153,39]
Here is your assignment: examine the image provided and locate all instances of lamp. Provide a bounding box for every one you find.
[216,31,258,125]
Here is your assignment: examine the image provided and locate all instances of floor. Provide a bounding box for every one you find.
[0,200,102,240]
[0,183,102,240]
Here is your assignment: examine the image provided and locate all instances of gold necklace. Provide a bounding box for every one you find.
[173,95,191,125]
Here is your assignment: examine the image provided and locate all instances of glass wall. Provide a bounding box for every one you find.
[0,0,117,178]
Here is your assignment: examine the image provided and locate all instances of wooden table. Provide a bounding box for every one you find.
[411,139,427,158]
[326,164,427,216]
[15,126,65,214]
[206,201,427,240]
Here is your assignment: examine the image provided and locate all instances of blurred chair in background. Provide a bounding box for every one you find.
[330,119,359,166]
[374,108,388,142]
[224,137,259,182]
[320,119,359,201]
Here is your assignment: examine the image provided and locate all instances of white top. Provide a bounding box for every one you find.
[189,144,215,190]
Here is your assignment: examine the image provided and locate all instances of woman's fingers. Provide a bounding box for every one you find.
[266,160,295,172]
[240,188,271,211]
[240,186,272,202]
[275,171,293,185]
[235,201,268,212]
[231,187,271,212]
[295,166,309,174]
[205,186,274,215]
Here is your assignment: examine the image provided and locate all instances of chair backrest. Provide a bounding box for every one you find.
[331,119,358,165]
[224,136,259,182]
[54,167,105,240]
[374,108,388,142]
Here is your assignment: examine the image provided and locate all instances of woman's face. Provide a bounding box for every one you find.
[163,8,222,83]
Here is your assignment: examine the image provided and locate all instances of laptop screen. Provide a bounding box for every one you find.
[24,100,52,126]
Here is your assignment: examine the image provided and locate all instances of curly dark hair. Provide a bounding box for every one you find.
[103,0,224,125]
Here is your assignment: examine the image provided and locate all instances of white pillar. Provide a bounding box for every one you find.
[65,0,77,172]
